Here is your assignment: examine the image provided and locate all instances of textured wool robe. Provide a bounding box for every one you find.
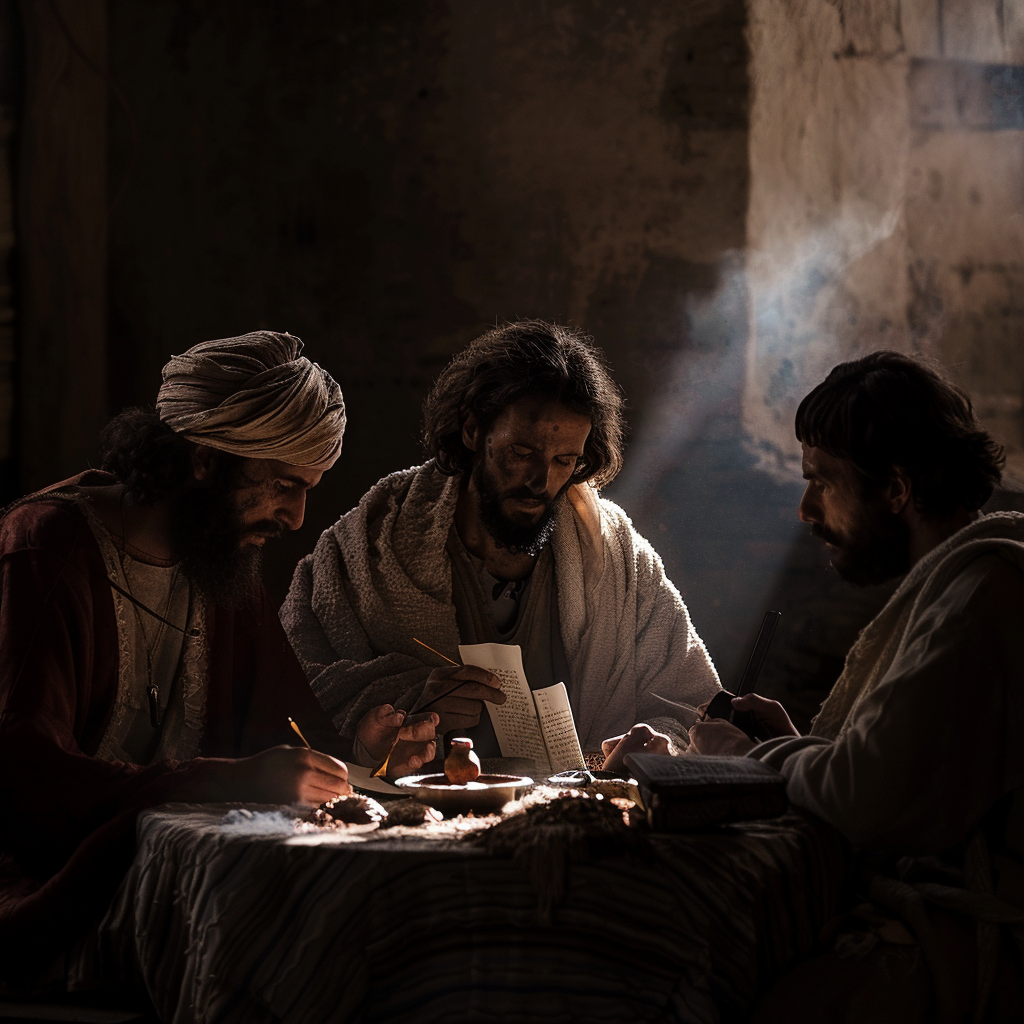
[281,461,721,751]
[747,513,1024,1021]
[751,512,1024,857]
[0,475,344,975]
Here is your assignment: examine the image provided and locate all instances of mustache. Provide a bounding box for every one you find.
[810,522,843,546]
[502,488,551,504]
[245,519,284,538]
[503,476,577,505]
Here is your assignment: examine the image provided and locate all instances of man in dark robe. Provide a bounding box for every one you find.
[0,331,436,983]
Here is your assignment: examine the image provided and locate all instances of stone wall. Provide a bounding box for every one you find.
[5,1,1021,724]
[733,0,1024,722]
[744,0,1024,481]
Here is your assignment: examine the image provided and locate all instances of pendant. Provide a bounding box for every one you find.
[148,684,162,728]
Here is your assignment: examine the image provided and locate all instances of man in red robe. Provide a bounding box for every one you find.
[0,331,436,982]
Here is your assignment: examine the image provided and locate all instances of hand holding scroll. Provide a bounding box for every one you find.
[417,665,506,735]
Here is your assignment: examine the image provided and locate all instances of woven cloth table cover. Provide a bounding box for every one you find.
[76,799,847,1024]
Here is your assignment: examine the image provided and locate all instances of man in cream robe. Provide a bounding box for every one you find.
[690,351,1024,1021]
[283,321,720,755]
[283,462,719,753]
[742,512,1024,856]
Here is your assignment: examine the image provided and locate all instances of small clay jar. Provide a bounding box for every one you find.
[444,737,481,785]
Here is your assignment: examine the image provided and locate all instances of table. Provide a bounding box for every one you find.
[74,791,848,1024]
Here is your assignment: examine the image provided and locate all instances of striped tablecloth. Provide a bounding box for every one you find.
[76,795,847,1024]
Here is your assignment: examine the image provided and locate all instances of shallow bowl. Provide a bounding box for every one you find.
[393,773,533,815]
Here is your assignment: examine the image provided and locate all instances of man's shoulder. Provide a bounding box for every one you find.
[0,489,94,560]
[364,461,446,501]
[332,461,454,534]
[590,492,658,555]
[910,539,1024,645]
[555,488,675,589]
[965,510,1024,540]
[592,493,633,528]
[940,547,1024,617]
[305,460,457,599]
[929,513,1024,603]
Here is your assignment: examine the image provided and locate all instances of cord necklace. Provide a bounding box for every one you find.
[116,492,187,729]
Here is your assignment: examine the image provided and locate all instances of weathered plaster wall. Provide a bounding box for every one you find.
[907,40,1024,478]
[744,0,1024,482]
[733,0,1024,721]
[10,1,1019,717]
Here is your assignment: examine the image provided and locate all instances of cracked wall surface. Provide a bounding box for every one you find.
[745,0,1024,483]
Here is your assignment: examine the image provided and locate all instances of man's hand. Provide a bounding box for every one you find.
[418,666,505,735]
[688,719,756,757]
[601,723,675,771]
[356,704,439,777]
[730,693,799,739]
[228,746,351,806]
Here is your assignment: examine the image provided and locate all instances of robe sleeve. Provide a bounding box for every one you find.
[280,554,435,743]
[0,502,351,971]
[629,528,721,728]
[751,553,1024,854]
[0,539,249,872]
[206,581,350,760]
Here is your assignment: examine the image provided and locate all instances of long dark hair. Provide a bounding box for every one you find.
[795,351,1005,516]
[422,320,626,489]
[98,407,244,502]
[99,407,264,608]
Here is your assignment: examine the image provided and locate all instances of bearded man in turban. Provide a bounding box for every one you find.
[0,332,437,984]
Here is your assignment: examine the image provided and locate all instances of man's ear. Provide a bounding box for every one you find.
[887,467,912,514]
[461,413,481,453]
[191,444,217,483]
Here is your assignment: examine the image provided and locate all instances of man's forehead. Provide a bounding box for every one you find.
[801,443,848,479]
[264,459,322,487]
[493,395,592,431]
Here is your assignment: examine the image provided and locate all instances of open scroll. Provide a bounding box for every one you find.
[458,642,586,775]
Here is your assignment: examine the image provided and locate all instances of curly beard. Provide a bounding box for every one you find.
[167,472,272,609]
[812,501,911,587]
[471,459,567,557]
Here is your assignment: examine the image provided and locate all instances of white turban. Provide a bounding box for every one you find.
[156,331,346,471]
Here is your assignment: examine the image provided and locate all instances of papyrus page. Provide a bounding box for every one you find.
[532,683,586,773]
[459,643,549,771]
